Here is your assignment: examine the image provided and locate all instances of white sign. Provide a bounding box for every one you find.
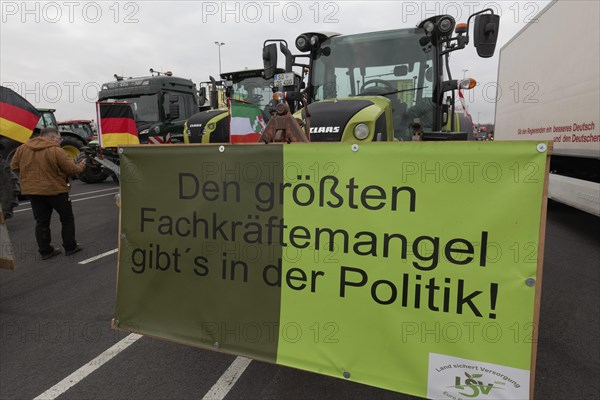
[273,72,295,87]
[427,353,530,400]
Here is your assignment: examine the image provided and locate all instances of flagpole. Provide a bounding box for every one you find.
[95,102,104,160]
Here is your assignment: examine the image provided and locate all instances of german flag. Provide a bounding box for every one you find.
[0,86,40,143]
[97,102,139,147]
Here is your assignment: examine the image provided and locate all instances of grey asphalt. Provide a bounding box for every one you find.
[1,181,598,400]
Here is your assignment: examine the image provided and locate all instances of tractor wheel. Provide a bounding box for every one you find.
[0,156,20,219]
[76,153,108,184]
[61,136,84,162]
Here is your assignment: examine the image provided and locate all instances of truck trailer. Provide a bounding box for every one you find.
[494,0,599,216]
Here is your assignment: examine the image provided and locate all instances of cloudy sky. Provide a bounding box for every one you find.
[1,0,552,123]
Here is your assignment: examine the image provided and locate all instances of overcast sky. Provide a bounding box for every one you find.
[1,0,552,123]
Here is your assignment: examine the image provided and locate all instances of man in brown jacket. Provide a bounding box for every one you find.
[11,127,87,260]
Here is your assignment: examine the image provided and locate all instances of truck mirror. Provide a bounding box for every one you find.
[198,87,207,106]
[425,67,433,82]
[169,100,180,121]
[209,76,219,109]
[473,14,500,58]
[263,43,278,79]
[280,42,293,73]
[393,65,408,76]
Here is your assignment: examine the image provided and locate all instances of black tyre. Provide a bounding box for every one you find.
[76,153,108,184]
[0,157,20,219]
[60,136,85,161]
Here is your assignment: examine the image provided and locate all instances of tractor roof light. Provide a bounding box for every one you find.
[455,23,468,35]
[423,21,435,33]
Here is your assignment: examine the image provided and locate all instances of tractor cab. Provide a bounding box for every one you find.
[263,10,499,142]
[184,68,302,143]
[98,69,198,143]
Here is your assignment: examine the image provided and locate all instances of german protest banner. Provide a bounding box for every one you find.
[114,141,550,399]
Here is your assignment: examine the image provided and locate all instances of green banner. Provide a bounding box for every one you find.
[115,141,549,399]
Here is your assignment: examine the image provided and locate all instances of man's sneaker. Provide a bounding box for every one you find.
[41,247,62,260]
[65,245,83,256]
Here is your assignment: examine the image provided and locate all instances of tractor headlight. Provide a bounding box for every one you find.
[309,35,319,47]
[437,16,455,35]
[354,123,369,140]
[423,21,435,33]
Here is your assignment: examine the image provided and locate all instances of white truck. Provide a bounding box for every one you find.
[494,0,599,216]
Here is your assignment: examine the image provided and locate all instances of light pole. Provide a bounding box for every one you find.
[462,69,469,79]
[215,42,225,74]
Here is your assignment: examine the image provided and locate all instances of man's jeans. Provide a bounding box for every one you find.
[29,193,77,255]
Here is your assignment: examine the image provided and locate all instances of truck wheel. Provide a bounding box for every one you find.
[0,157,20,219]
[61,136,84,161]
[76,153,108,184]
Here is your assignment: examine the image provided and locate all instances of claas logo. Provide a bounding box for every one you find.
[310,126,340,134]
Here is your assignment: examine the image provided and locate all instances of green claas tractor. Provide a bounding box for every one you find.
[183,68,303,143]
[57,120,97,144]
[0,108,90,217]
[262,9,500,142]
[1,108,89,163]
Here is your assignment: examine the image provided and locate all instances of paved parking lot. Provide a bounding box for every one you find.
[1,181,598,399]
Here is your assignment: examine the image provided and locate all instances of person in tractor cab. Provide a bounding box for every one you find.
[412,118,423,141]
[397,98,435,141]
[10,127,87,260]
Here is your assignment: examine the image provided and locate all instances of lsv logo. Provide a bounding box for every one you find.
[451,372,498,398]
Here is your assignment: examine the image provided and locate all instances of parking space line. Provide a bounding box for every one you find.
[70,187,120,197]
[79,248,119,265]
[201,356,252,400]
[14,192,118,213]
[18,187,120,205]
[33,333,142,400]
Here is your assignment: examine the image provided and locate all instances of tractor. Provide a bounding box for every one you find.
[1,108,89,163]
[184,68,303,144]
[76,69,202,184]
[262,10,500,142]
[98,69,199,144]
[1,108,90,217]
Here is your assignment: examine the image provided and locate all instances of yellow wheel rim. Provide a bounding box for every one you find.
[62,146,80,161]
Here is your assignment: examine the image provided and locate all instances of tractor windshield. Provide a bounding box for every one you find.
[311,28,435,136]
[36,112,57,130]
[59,123,94,138]
[228,76,273,108]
